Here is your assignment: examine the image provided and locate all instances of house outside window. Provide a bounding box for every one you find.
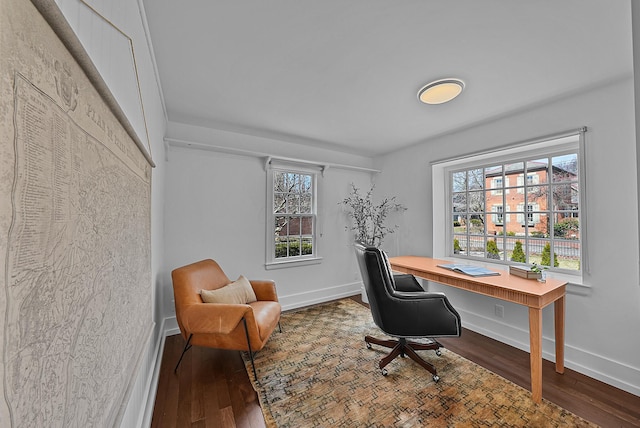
[448,139,582,272]
[266,166,320,268]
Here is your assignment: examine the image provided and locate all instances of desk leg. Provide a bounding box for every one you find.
[554,296,565,374]
[529,307,543,403]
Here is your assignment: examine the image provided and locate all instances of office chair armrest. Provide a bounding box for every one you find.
[386,291,461,336]
[391,290,447,300]
[393,274,424,292]
[182,303,251,334]
[250,279,279,301]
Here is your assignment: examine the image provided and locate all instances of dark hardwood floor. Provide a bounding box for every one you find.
[151,297,640,427]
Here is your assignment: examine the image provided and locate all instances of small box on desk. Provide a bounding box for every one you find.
[509,265,542,280]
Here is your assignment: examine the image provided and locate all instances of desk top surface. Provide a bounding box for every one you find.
[389,256,567,298]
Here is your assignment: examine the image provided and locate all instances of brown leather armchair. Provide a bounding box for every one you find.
[171,259,281,378]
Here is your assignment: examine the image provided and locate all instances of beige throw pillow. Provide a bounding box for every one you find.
[200,275,257,304]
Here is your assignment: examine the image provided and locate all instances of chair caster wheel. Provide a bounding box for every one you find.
[432,375,440,383]
[366,342,372,349]
[435,349,442,356]
[381,368,388,376]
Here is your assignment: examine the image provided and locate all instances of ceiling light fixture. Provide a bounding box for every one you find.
[418,78,465,105]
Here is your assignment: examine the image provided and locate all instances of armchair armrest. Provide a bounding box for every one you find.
[250,279,279,301]
[181,303,251,335]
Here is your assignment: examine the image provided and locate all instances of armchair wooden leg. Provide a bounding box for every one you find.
[174,334,193,373]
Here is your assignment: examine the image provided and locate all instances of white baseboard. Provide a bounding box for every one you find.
[457,307,640,397]
[117,320,166,428]
[277,281,361,311]
[164,315,180,337]
[360,285,368,303]
[138,319,168,428]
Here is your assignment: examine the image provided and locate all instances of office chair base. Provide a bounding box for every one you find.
[365,335,442,382]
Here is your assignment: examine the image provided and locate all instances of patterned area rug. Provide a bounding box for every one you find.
[243,299,595,427]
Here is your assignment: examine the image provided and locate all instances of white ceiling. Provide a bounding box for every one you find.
[143,0,633,157]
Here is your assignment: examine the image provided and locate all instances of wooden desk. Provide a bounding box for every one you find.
[389,256,566,403]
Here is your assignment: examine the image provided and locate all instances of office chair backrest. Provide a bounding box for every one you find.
[354,242,397,330]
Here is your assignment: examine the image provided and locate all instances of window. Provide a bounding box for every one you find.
[491,177,503,195]
[492,205,506,226]
[446,134,583,273]
[266,166,320,268]
[490,176,509,195]
[517,173,539,192]
[517,203,540,226]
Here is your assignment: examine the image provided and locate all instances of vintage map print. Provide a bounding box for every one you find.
[0,0,153,426]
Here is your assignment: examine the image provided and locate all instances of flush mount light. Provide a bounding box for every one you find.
[418,78,465,104]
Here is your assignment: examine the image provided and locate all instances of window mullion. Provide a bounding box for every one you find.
[546,154,554,267]
[466,171,471,257]
[501,168,507,261]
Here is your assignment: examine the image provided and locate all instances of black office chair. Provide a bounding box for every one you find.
[354,242,462,382]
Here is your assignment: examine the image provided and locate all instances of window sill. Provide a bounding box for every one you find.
[265,256,323,270]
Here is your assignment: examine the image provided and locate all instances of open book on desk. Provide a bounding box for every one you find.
[437,264,500,277]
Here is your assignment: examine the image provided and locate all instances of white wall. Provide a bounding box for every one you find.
[162,132,376,331]
[374,76,640,396]
[54,1,167,426]
[633,1,640,282]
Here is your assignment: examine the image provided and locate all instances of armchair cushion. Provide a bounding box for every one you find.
[200,275,257,304]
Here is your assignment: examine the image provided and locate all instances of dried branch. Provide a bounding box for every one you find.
[340,183,406,247]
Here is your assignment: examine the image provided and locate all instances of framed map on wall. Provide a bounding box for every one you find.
[0,0,154,426]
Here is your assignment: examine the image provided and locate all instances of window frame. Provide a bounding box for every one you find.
[434,132,587,277]
[265,164,322,269]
